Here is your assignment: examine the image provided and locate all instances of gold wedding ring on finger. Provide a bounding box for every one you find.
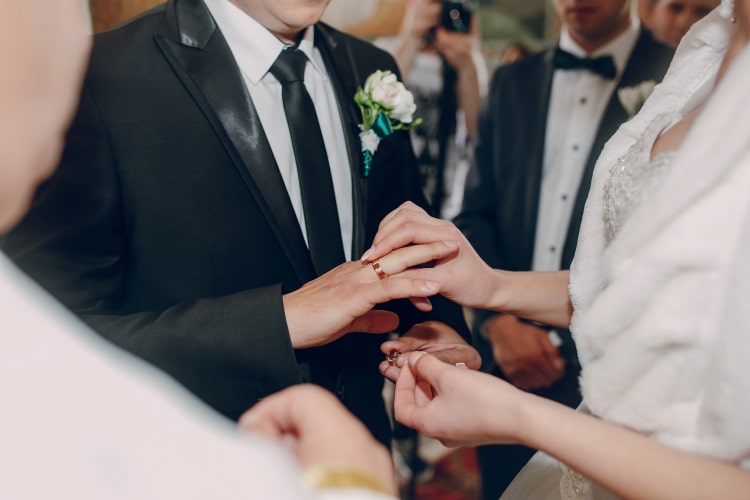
[371,259,389,280]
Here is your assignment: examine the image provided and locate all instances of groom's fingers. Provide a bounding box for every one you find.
[355,241,457,309]
[365,275,439,304]
[348,310,400,335]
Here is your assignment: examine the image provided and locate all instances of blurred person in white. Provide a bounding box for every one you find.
[0,2,443,498]
[369,1,750,497]
[644,0,719,46]
[375,0,488,219]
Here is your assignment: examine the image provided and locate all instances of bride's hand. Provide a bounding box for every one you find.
[362,202,498,309]
[393,352,529,448]
[378,320,481,382]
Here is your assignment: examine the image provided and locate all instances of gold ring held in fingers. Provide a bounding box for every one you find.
[371,259,389,280]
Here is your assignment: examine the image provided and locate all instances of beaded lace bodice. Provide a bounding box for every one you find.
[602,112,680,243]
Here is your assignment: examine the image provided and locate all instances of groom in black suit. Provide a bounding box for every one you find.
[2,0,473,446]
[455,0,674,496]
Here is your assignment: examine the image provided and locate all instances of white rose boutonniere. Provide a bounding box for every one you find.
[617,80,657,118]
[354,70,421,177]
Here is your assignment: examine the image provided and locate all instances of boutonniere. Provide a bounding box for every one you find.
[354,70,421,177]
[617,80,657,118]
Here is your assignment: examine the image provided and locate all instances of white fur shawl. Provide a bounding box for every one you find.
[569,10,750,466]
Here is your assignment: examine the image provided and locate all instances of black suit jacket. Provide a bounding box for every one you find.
[3,0,468,443]
[456,29,673,376]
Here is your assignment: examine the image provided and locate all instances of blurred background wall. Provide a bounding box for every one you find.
[323,0,549,71]
[88,0,550,70]
[88,0,163,32]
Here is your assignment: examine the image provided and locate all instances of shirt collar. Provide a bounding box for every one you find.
[559,18,641,77]
[203,0,325,85]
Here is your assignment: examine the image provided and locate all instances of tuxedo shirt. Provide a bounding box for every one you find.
[534,23,639,271]
[206,0,353,259]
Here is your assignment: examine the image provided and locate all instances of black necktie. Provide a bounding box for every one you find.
[553,47,616,80]
[270,49,346,276]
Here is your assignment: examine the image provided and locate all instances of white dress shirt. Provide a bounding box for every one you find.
[203,0,353,260]
[532,22,640,271]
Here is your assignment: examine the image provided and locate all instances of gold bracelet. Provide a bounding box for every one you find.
[304,466,395,497]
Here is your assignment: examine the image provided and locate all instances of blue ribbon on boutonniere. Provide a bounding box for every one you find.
[362,113,394,177]
[355,70,421,177]
[372,112,394,138]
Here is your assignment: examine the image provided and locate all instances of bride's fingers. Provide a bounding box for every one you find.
[348,310,401,334]
[377,208,448,243]
[363,220,460,263]
[389,267,441,283]
[362,204,444,261]
[374,240,459,276]
[375,201,426,234]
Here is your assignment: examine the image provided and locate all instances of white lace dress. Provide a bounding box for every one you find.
[601,114,677,245]
[500,10,750,500]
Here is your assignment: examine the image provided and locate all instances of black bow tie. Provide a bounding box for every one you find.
[553,47,616,80]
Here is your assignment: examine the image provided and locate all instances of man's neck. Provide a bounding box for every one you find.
[572,17,632,54]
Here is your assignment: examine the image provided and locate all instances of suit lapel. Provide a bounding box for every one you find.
[315,24,367,258]
[156,0,315,282]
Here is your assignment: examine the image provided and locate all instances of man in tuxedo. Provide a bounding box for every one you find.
[454,0,674,496]
[2,0,474,447]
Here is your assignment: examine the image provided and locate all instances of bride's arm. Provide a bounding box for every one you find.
[521,396,750,499]
[363,202,573,328]
[484,269,572,328]
[394,353,750,500]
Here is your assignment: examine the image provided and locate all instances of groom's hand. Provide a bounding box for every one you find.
[379,320,481,381]
[282,241,455,349]
[486,314,565,391]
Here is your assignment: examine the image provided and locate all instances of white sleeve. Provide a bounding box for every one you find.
[0,254,392,500]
